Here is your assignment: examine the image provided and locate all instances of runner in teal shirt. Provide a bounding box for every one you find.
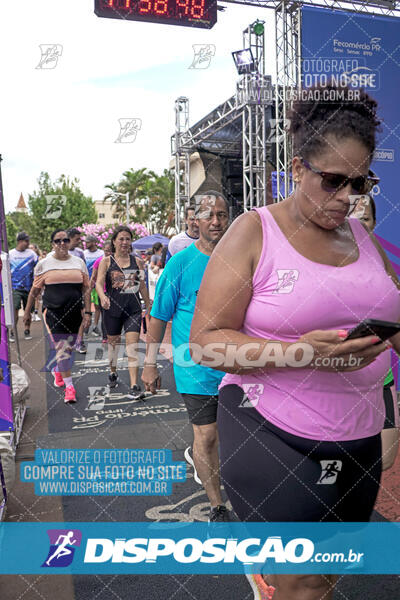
[143,192,231,523]
[151,242,224,395]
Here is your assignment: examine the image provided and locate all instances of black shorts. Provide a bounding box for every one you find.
[13,289,30,311]
[217,384,381,522]
[383,382,399,429]
[181,393,218,426]
[103,310,142,336]
[43,306,82,335]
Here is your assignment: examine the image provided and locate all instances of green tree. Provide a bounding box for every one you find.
[5,214,18,248]
[104,168,153,222]
[144,169,175,234]
[5,211,32,247]
[28,172,97,250]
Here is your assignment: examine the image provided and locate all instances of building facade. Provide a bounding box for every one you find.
[94,200,119,225]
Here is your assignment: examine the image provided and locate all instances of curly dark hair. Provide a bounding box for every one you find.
[288,84,381,160]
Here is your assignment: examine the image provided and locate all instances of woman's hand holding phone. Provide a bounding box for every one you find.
[297,328,390,372]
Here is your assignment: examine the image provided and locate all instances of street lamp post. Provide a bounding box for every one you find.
[113,192,130,224]
[125,192,129,224]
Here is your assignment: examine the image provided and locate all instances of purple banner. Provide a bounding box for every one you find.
[0,279,13,432]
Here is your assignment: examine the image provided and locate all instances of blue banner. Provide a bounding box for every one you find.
[271,171,293,199]
[0,522,399,574]
[301,6,400,386]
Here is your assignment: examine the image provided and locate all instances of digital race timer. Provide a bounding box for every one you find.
[94,0,217,29]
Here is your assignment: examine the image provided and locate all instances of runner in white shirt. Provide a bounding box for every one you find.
[166,205,199,261]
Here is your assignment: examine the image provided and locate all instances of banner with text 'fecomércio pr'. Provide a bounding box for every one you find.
[301,6,400,386]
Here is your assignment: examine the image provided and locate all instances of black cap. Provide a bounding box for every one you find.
[17,232,29,242]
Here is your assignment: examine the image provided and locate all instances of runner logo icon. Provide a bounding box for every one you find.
[42,529,82,567]
[274,269,299,294]
[317,460,342,485]
[115,118,142,143]
[189,44,216,69]
[36,44,63,69]
[239,384,264,407]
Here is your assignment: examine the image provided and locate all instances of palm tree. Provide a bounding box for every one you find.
[119,168,153,217]
[103,183,127,220]
[104,168,153,222]
[146,169,175,234]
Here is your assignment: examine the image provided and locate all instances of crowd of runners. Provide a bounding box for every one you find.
[8,84,400,600]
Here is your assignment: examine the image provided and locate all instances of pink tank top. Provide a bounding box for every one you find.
[220,207,400,441]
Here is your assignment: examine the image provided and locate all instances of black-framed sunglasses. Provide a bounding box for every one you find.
[53,238,70,245]
[301,158,379,195]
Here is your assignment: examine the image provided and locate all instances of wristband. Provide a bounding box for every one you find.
[85,311,92,315]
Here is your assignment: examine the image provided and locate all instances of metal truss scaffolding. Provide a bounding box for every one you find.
[172,1,400,225]
[172,22,274,225]
[273,0,400,202]
[274,1,301,202]
[241,23,270,209]
[224,0,399,13]
[171,97,190,231]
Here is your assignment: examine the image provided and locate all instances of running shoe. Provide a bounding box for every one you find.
[52,368,65,388]
[208,505,230,523]
[24,329,32,340]
[108,372,119,388]
[184,446,202,484]
[246,574,275,600]
[130,384,146,400]
[92,326,101,337]
[32,311,41,322]
[64,385,77,403]
[76,342,87,354]
[9,330,15,343]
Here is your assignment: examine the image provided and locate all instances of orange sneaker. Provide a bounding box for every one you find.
[246,574,275,600]
[64,385,77,403]
[52,368,64,388]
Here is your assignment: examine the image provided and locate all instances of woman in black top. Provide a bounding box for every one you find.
[96,226,151,399]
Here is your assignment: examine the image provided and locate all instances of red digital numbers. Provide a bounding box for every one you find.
[96,0,214,25]
[154,0,168,14]
[176,0,205,18]
[176,0,189,15]
[139,0,152,12]
[106,0,131,7]
[138,0,168,13]
[191,0,205,17]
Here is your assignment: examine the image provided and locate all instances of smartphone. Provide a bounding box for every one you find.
[346,319,400,343]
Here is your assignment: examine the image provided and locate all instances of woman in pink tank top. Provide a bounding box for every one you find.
[190,84,400,600]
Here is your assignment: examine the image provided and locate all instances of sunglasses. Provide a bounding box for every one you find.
[53,238,70,245]
[301,158,379,195]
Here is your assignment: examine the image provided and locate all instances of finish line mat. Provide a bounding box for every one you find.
[45,339,184,434]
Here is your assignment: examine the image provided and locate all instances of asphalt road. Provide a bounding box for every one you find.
[3,318,400,599]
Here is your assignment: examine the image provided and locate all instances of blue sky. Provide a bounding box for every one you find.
[0,0,275,213]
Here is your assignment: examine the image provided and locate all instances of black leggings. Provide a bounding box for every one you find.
[218,385,382,522]
[100,306,107,339]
